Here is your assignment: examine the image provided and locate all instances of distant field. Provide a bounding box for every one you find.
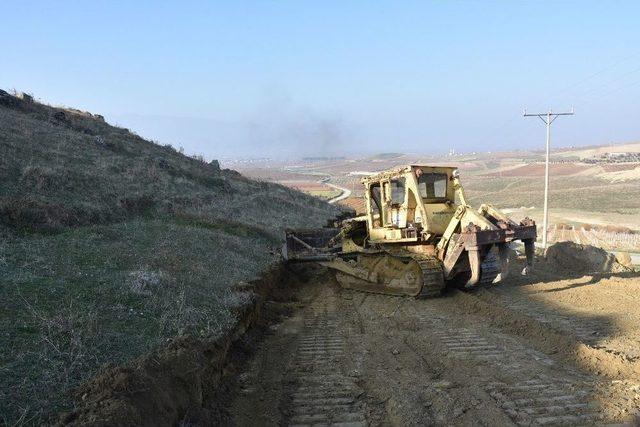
[282,181,328,191]
[555,141,640,159]
[238,169,324,181]
[267,180,342,201]
[235,149,640,238]
[464,175,640,215]
[600,163,638,172]
[484,163,592,177]
[340,197,366,214]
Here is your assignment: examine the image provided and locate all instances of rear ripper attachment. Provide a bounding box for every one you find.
[284,165,537,298]
[439,215,537,289]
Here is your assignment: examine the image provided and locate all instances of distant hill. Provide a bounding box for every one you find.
[555,141,640,159]
[370,152,404,160]
[0,90,341,423]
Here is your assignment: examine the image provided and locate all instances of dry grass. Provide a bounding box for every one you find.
[0,92,341,424]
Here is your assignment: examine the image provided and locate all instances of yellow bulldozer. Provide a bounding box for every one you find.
[284,165,537,297]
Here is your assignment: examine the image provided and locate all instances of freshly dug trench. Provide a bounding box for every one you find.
[56,263,304,427]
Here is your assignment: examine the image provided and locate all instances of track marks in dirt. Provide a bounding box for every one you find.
[433,328,504,361]
[400,298,624,425]
[285,298,367,426]
[448,288,640,383]
[495,299,609,346]
[229,268,640,425]
[228,277,377,426]
[412,303,555,370]
[486,377,600,426]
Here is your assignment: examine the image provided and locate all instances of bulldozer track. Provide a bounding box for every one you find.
[332,251,446,298]
[412,254,446,298]
[479,251,502,285]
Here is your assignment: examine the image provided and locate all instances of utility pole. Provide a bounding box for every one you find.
[523,108,574,254]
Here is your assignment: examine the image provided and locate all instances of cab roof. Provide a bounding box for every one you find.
[361,164,458,183]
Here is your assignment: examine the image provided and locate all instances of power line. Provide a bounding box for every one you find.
[539,51,640,104]
[480,57,640,147]
[570,64,640,104]
[523,108,574,254]
[572,69,640,107]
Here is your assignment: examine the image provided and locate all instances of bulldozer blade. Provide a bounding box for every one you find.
[283,228,341,261]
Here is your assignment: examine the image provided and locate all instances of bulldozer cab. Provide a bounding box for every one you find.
[363,165,457,242]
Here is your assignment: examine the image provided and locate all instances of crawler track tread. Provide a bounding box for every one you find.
[479,250,502,285]
[412,254,446,298]
[334,251,445,298]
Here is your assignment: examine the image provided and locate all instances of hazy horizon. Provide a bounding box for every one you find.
[3,1,640,159]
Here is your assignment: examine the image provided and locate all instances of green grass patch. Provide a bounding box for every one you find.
[0,220,273,423]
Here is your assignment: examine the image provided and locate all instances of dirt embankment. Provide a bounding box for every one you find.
[57,263,304,426]
[545,241,631,274]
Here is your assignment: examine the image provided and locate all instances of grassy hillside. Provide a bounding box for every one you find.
[0,90,341,424]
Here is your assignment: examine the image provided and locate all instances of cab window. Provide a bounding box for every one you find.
[418,173,447,199]
[370,183,382,216]
[390,178,405,204]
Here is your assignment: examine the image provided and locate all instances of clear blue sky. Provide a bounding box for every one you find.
[2,1,640,159]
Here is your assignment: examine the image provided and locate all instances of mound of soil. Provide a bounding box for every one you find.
[546,242,629,274]
[616,251,633,268]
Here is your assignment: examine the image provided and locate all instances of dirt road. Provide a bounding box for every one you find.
[227,261,640,426]
[326,182,352,204]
